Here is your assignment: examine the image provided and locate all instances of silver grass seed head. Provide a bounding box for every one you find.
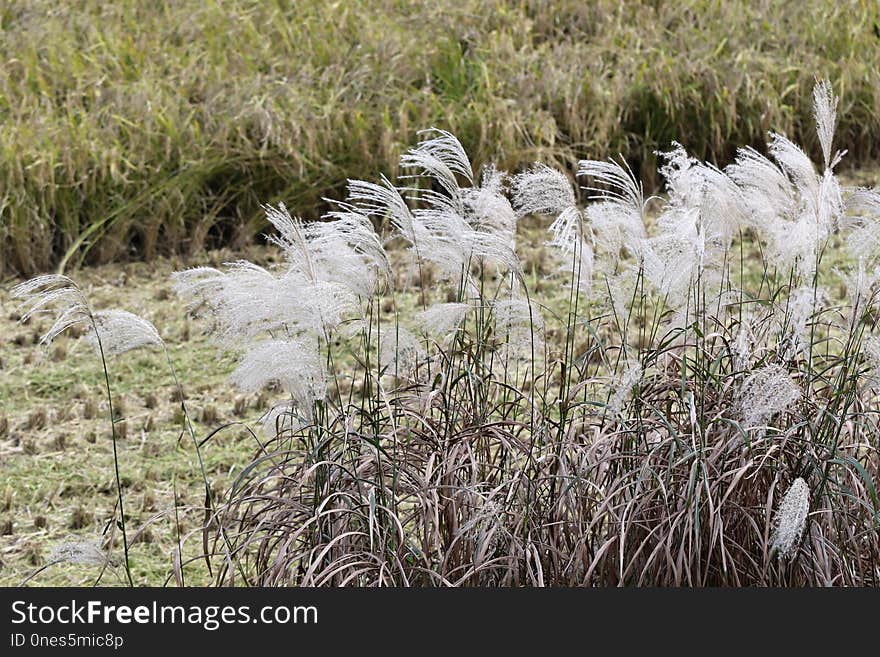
[493,298,544,335]
[768,132,817,198]
[322,205,391,282]
[230,340,327,416]
[263,203,314,277]
[171,266,225,310]
[403,128,473,183]
[87,310,163,357]
[607,360,643,417]
[778,285,824,359]
[839,257,880,316]
[738,364,801,433]
[400,128,473,207]
[174,259,360,345]
[491,297,544,365]
[841,188,880,263]
[772,477,810,558]
[813,78,839,170]
[726,146,797,231]
[603,269,635,322]
[462,166,518,241]
[48,539,107,566]
[380,326,425,377]
[511,164,577,218]
[732,314,755,372]
[347,176,418,245]
[587,201,645,265]
[416,302,471,342]
[577,157,644,211]
[264,202,386,298]
[11,274,92,345]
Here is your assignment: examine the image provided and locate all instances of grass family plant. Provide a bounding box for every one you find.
[14,80,880,586]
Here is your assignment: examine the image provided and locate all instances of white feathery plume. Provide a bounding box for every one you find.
[637,144,745,311]
[578,157,644,211]
[546,206,586,256]
[459,229,523,275]
[862,335,880,385]
[174,258,359,344]
[462,164,518,243]
[658,143,745,251]
[493,297,544,336]
[607,360,642,417]
[397,149,521,287]
[401,128,474,183]
[265,202,389,298]
[843,186,880,217]
[263,203,319,280]
[602,269,636,323]
[13,275,163,358]
[737,365,801,434]
[778,285,821,359]
[380,326,425,376]
[560,238,595,297]
[347,175,420,245]
[414,205,471,236]
[695,162,748,248]
[48,539,107,566]
[174,262,282,342]
[171,266,226,312]
[771,477,810,558]
[586,200,646,266]
[732,315,755,372]
[818,167,844,233]
[11,274,92,345]
[726,146,797,230]
[768,132,818,201]
[768,130,840,240]
[727,86,844,277]
[400,128,473,211]
[813,78,839,170]
[492,296,545,364]
[407,214,521,291]
[641,207,705,306]
[766,215,823,280]
[839,257,880,320]
[510,164,577,217]
[322,205,391,281]
[87,310,163,357]
[657,143,702,206]
[727,137,828,279]
[843,188,880,262]
[230,339,326,415]
[415,302,471,342]
[512,164,594,294]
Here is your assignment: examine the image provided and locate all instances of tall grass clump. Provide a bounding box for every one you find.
[2,0,879,276]
[15,80,880,586]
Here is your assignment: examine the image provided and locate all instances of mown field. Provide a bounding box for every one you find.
[1,0,879,276]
